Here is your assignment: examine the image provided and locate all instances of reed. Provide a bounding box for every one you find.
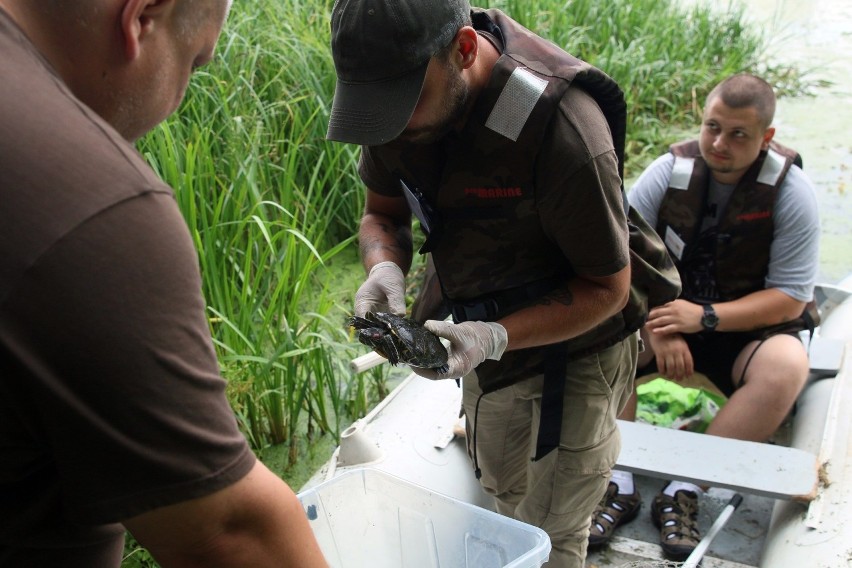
[137,0,370,464]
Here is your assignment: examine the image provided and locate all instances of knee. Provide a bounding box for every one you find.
[739,343,809,398]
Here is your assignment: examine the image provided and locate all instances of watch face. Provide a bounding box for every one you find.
[702,306,719,329]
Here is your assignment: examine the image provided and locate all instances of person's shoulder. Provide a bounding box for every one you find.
[626,153,675,222]
[556,85,606,121]
[631,153,675,191]
[550,87,614,159]
[782,164,817,192]
[1,61,175,301]
[777,165,818,206]
[3,53,169,199]
[775,165,820,224]
[646,152,676,171]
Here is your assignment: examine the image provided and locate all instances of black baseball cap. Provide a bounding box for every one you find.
[326,0,471,146]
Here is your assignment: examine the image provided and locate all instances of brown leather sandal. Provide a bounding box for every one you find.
[651,489,701,560]
[589,482,642,547]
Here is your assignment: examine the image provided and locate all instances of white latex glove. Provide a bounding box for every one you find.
[412,320,508,380]
[354,261,406,317]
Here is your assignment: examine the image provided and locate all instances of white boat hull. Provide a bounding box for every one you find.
[303,277,852,567]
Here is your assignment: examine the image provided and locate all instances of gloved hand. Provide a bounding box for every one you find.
[412,320,508,380]
[354,261,406,317]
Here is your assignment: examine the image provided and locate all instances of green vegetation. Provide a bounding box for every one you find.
[139,0,367,468]
[123,0,805,564]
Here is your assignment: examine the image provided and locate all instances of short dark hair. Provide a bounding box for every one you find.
[706,73,776,129]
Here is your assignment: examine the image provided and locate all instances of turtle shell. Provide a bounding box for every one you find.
[349,312,449,373]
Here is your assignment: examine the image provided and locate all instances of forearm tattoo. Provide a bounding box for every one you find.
[540,288,574,307]
[359,221,413,263]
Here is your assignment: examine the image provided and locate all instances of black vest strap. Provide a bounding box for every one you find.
[532,342,569,461]
[450,275,565,323]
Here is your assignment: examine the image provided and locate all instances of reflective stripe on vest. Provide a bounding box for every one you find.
[670,156,695,190]
[757,147,787,186]
[671,147,787,191]
[485,68,549,141]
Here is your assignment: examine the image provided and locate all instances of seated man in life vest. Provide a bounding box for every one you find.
[587,73,820,561]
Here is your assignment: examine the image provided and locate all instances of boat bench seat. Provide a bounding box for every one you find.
[807,335,845,378]
[616,419,819,502]
[614,335,843,503]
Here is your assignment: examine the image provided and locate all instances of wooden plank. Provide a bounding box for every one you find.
[616,420,819,501]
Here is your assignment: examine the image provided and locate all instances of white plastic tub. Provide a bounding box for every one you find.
[297,468,551,568]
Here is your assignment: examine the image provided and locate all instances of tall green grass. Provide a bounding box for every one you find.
[138,0,369,464]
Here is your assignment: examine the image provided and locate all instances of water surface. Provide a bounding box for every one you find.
[741,0,852,284]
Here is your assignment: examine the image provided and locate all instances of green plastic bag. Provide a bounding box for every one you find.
[636,378,727,433]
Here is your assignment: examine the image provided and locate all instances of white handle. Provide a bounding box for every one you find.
[682,493,743,568]
[350,351,387,373]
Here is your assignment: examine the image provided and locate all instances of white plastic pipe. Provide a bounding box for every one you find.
[682,493,743,568]
[350,351,386,373]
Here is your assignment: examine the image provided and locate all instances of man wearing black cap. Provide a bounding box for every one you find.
[328,1,641,565]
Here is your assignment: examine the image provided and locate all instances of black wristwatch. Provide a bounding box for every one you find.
[701,304,719,332]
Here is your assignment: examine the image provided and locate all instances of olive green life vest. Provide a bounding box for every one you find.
[658,139,801,302]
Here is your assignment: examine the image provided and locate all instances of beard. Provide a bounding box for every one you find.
[707,160,735,174]
[398,65,470,145]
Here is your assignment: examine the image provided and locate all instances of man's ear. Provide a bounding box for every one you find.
[455,26,479,70]
[762,126,776,150]
[120,0,175,61]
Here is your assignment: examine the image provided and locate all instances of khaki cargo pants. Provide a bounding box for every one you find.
[463,333,638,568]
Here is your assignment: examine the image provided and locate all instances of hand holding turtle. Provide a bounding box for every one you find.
[354,261,406,317]
[413,320,508,380]
[349,312,449,373]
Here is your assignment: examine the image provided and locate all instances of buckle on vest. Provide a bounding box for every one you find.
[452,298,499,323]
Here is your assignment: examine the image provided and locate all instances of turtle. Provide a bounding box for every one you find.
[349,311,449,374]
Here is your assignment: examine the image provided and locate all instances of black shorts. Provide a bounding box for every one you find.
[639,330,800,397]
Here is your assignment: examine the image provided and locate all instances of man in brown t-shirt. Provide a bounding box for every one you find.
[326,1,639,566]
[0,1,326,566]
